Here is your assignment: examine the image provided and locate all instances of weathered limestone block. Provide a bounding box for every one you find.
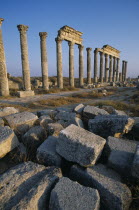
[0,161,62,209]
[22,126,47,150]
[0,126,19,158]
[130,117,139,140]
[56,124,106,167]
[47,123,63,136]
[0,118,4,126]
[37,109,56,117]
[70,164,132,210]
[4,112,38,135]
[55,111,76,121]
[101,105,115,114]
[83,105,109,120]
[0,107,19,117]
[106,136,138,175]
[49,177,100,210]
[17,90,34,98]
[112,109,127,116]
[74,103,85,114]
[132,144,139,179]
[37,136,62,167]
[89,115,134,138]
[39,115,53,128]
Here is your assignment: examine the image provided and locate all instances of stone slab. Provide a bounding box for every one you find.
[83,105,109,119]
[17,90,35,98]
[106,136,138,175]
[0,118,4,126]
[74,103,85,114]
[56,124,106,167]
[49,177,100,210]
[70,164,132,210]
[0,126,19,158]
[132,144,139,179]
[0,161,62,209]
[89,115,134,138]
[37,136,62,167]
[47,123,63,136]
[4,112,38,135]
[0,107,19,117]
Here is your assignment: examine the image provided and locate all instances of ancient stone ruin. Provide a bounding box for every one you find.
[0,19,129,97]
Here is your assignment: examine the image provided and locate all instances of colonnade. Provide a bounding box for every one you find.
[0,20,128,97]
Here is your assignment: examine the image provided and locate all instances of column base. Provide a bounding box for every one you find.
[17,90,35,98]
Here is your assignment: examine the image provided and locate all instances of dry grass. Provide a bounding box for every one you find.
[35,86,79,95]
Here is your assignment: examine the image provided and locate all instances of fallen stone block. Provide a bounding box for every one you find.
[49,177,100,210]
[112,109,127,116]
[0,126,19,158]
[0,107,19,117]
[83,105,109,120]
[69,164,132,210]
[39,115,53,128]
[17,90,34,98]
[106,136,138,175]
[37,109,56,117]
[56,124,106,167]
[132,144,139,179]
[22,126,47,150]
[0,118,4,126]
[4,111,38,135]
[89,115,134,138]
[74,104,85,114]
[37,136,62,167]
[47,123,63,136]
[0,161,62,209]
[55,111,76,121]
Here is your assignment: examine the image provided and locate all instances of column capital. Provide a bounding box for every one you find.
[17,24,29,32]
[99,51,104,56]
[39,32,48,39]
[86,47,92,52]
[68,41,75,46]
[0,18,4,26]
[94,48,99,53]
[55,37,63,43]
[78,45,84,50]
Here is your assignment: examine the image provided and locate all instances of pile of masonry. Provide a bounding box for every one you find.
[0,104,139,209]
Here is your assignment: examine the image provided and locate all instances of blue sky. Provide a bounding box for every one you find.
[1,0,139,78]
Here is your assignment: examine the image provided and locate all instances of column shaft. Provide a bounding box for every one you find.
[86,48,92,84]
[113,57,116,82]
[78,45,84,86]
[55,38,63,89]
[39,32,49,90]
[94,49,98,83]
[17,25,31,91]
[0,18,9,96]
[119,72,122,82]
[109,55,113,82]
[99,52,104,83]
[124,61,128,81]
[122,60,125,82]
[116,58,120,82]
[69,41,74,87]
[105,54,109,82]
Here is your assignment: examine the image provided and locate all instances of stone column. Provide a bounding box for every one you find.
[17,24,31,91]
[86,47,92,84]
[109,55,113,82]
[78,45,84,87]
[39,32,49,90]
[99,51,104,83]
[105,54,109,82]
[94,48,98,83]
[0,18,9,96]
[68,41,74,87]
[119,72,122,82]
[55,37,63,89]
[122,60,125,82]
[116,58,120,82]
[124,61,128,81]
[113,57,116,82]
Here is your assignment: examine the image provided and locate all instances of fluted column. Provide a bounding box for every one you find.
[0,18,9,96]
[68,41,74,87]
[116,58,120,82]
[17,24,31,91]
[99,51,104,83]
[124,61,128,81]
[55,37,63,89]
[86,47,92,84]
[122,60,125,82]
[109,55,113,82]
[39,32,49,90]
[119,72,122,82]
[105,54,109,82]
[113,57,116,82]
[94,48,98,83]
[78,45,84,87]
